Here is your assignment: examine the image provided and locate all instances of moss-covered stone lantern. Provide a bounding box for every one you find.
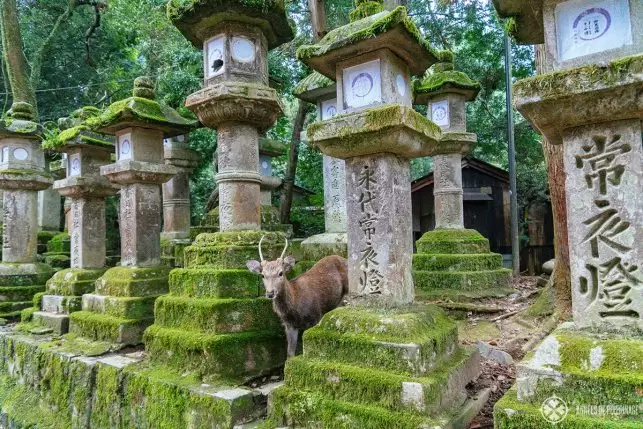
[493,1,642,427]
[141,1,294,409]
[412,58,512,301]
[68,77,197,345]
[30,107,118,334]
[293,72,348,267]
[269,3,484,427]
[0,103,55,321]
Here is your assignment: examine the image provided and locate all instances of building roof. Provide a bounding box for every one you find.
[411,156,509,193]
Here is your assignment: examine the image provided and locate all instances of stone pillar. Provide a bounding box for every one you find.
[258,137,291,235]
[0,103,55,320]
[492,1,643,427]
[37,187,61,232]
[161,136,200,268]
[294,72,348,266]
[33,109,117,334]
[270,4,482,427]
[68,77,196,345]
[143,2,293,391]
[412,59,512,300]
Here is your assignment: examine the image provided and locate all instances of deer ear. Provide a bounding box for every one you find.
[283,256,296,273]
[246,260,262,274]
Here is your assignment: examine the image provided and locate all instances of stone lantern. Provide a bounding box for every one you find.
[0,103,55,320]
[160,135,200,268]
[492,1,642,427]
[270,3,483,426]
[412,58,512,301]
[142,0,294,395]
[258,137,291,234]
[294,72,348,264]
[32,107,117,334]
[68,77,197,345]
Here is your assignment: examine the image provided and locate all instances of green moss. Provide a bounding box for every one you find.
[414,268,512,292]
[144,324,285,382]
[514,54,643,100]
[0,117,42,137]
[412,253,503,271]
[0,285,46,302]
[42,124,113,151]
[91,362,122,428]
[296,7,437,63]
[415,69,481,99]
[415,229,490,254]
[504,17,517,36]
[259,137,287,156]
[46,267,106,296]
[168,268,261,298]
[94,265,171,297]
[19,305,37,322]
[292,72,335,98]
[349,1,384,22]
[525,281,555,317]
[69,310,152,344]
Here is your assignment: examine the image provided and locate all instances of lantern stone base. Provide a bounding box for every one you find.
[413,229,513,301]
[160,237,191,268]
[144,230,288,384]
[268,304,483,428]
[494,323,643,428]
[68,265,171,345]
[0,262,54,320]
[40,232,71,272]
[36,230,59,255]
[0,330,284,429]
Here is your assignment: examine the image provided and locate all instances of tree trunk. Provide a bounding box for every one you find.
[279,100,308,224]
[1,0,37,113]
[535,44,572,317]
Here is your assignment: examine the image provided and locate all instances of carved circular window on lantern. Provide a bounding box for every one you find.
[13,148,29,161]
[231,37,255,63]
[352,73,374,98]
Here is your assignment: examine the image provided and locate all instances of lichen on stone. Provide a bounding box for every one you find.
[292,72,335,99]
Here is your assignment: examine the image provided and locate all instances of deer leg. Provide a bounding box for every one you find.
[285,325,299,358]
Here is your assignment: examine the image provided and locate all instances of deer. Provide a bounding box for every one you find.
[246,236,348,358]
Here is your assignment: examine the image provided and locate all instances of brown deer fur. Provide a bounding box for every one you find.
[247,238,348,357]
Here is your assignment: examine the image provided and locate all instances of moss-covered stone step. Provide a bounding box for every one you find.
[94,266,171,297]
[32,311,70,334]
[416,287,517,302]
[0,263,53,287]
[42,253,71,270]
[514,326,643,408]
[153,296,282,334]
[46,267,107,296]
[0,285,45,302]
[414,268,512,291]
[303,305,459,377]
[46,232,71,253]
[69,310,153,345]
[82,294,158,320]
[284,346,479,415]
[144,325,286,382]
[416,229,490,255]
[41,294,82,314]
[269,385,446,429]
[0,301,32,313]
[168,268,261,299]
[494,387,643,429]
[412,253,503,271]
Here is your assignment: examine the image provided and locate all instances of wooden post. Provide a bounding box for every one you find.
[308,0,327,41]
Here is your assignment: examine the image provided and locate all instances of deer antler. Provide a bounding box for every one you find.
[258,235,265,262]
[280,238,289,260]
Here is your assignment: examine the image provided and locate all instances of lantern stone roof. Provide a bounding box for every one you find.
[415,61,481,104]
[43,107,114,151]
[90,77,198,137]
[259,137,287,157]
[292,72,336,103]
[492,0,544,44]
[167,0,294,49]
[296,7,439,79]
[0,103,43,138]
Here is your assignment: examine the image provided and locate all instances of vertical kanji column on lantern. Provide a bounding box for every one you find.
[294,72,348,263]
[270,3,483,426]
[0,103,55,320]
[493,1,642,427]
[32,107,117,334]
[68,77,197,345]
[412,57,513,301]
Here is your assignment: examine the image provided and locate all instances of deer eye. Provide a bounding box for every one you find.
[279,272,283,277]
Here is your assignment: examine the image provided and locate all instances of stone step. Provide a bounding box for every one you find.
[303,306,459,377]
[32,311,70,335]
[0,285,45,303]
[69,310,153,345]
[41,295,82,314]
[144,325,285,381]
[412,253,503,271]
[0,272,51,287]
[283,346,479,415]
[82,294,158,319]
[153,296,282,334]
[495,387,643,429]
[0,301,32,314]
[414,268,512,292]
[45,268,106,296]
[94,266,170,297]
[168,268,261,299]
[183,244,264,269]
[415,229,490,255]
[269,386,445,429]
